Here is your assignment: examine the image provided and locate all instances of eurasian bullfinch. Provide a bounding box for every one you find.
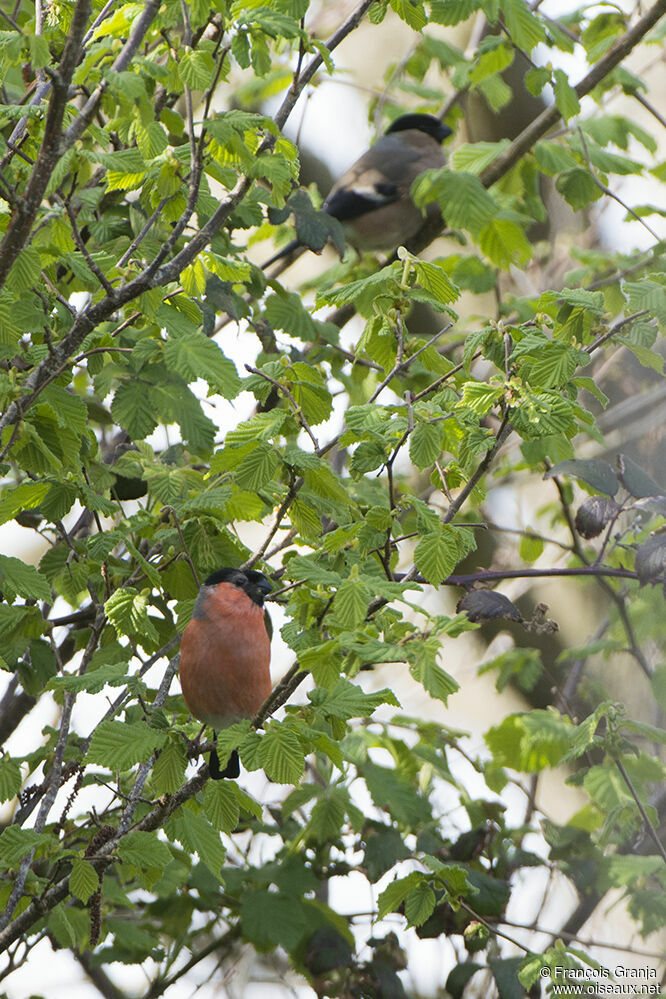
[179,567,272,779]
[263,113,452,268]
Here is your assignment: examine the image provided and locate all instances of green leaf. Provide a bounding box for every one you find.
[0,555,51,602]
[410,658,459,703]
[87,719,166,770]
[0,826,51,866]
[451,140,511,175]
[363,823,410,882]
[0,482,50,525]
[152,739,187,794]
[69,858,99,904]
[134,120,168,160]
[414,528,461,583]
[405,879,436,926]
[168,808,226,881]
[377,871,423,918]
[179,48,215,89]
[485,711,573,771]
[556,168,603,210]
[163,333,241,399]
[258,723,304,784]
[310,680,400,721]
[390,0,426,29]
[204,781,241,832]
[0,756,21,803]
[6,246,41,293]
[117,830,172,871]
[105,588,159,644]
[553,68,581,121]
[308,790,348,843]
[410,421,442,469]
[479,217,531,268]
[111,379,159,439]
[333,578,369,628]
[47,662,129,694]
[235,443,278,490]
[413,170,497,235]
[429,0,481,25]
[623,279,666,327]
[501,0,545,50]
[412,258,460,306]
[241,891,307,951]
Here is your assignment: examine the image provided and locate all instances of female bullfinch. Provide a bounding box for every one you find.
[264,113,452,268]
[179,567,272,779]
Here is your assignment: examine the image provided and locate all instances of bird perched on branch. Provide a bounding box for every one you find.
[179,567,272,779]
[263,112,452,269]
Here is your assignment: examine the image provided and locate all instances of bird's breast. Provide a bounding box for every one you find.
[179,585,272,729]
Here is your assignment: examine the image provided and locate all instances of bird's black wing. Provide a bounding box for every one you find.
[324,181,399,222]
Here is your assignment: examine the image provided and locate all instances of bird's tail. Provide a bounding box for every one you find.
[210,746,240,780]
[261,237,301,270]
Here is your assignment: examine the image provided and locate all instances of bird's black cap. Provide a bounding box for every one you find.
[386,113,452,144]
[203,567,272,606]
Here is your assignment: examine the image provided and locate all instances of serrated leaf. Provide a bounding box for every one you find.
[377,871,423,918]
[168,808,226,880]
[405,880,436,926]
[152,739,187,794]
[390,0,426,29]
[111,379,159,439]
[556,168,603,210]
[7,246,41,293]
[235,443,278,490]
[204,781,241,831]
[310,679,400,721]
[479,217,531,268]
[413,259,460,305]
[179,48,215,89]
[501,0,545,50]
[0,555,51,602]
[553,68,581,121]
[414,170,497,235]
[87,719,166,769]
[69,858,99,903]
[410,421,442,469]
[117,830,172,870]
[333,578,369,628]
[240,891,307,951]
[0,826,51,866]
[163,333,241,399]
[414,529,461,583]
[0,756,21,803]
[105,588,159,643]
[410,658,459,702]
[47,662,129,694]
[258,723,304,783]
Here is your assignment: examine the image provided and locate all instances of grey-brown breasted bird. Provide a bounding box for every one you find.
[179,568,272,779]
[263,113,452,268]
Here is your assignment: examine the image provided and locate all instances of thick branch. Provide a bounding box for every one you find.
[479,0,666,189]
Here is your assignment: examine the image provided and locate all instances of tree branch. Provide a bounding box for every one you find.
[0,0,92,291]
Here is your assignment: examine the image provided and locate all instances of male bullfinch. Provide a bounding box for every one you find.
[263,113,452,268]
[179,567,272,779]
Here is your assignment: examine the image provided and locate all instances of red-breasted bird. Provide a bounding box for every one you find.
[263,113,452,268]
[179,567,272,779]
